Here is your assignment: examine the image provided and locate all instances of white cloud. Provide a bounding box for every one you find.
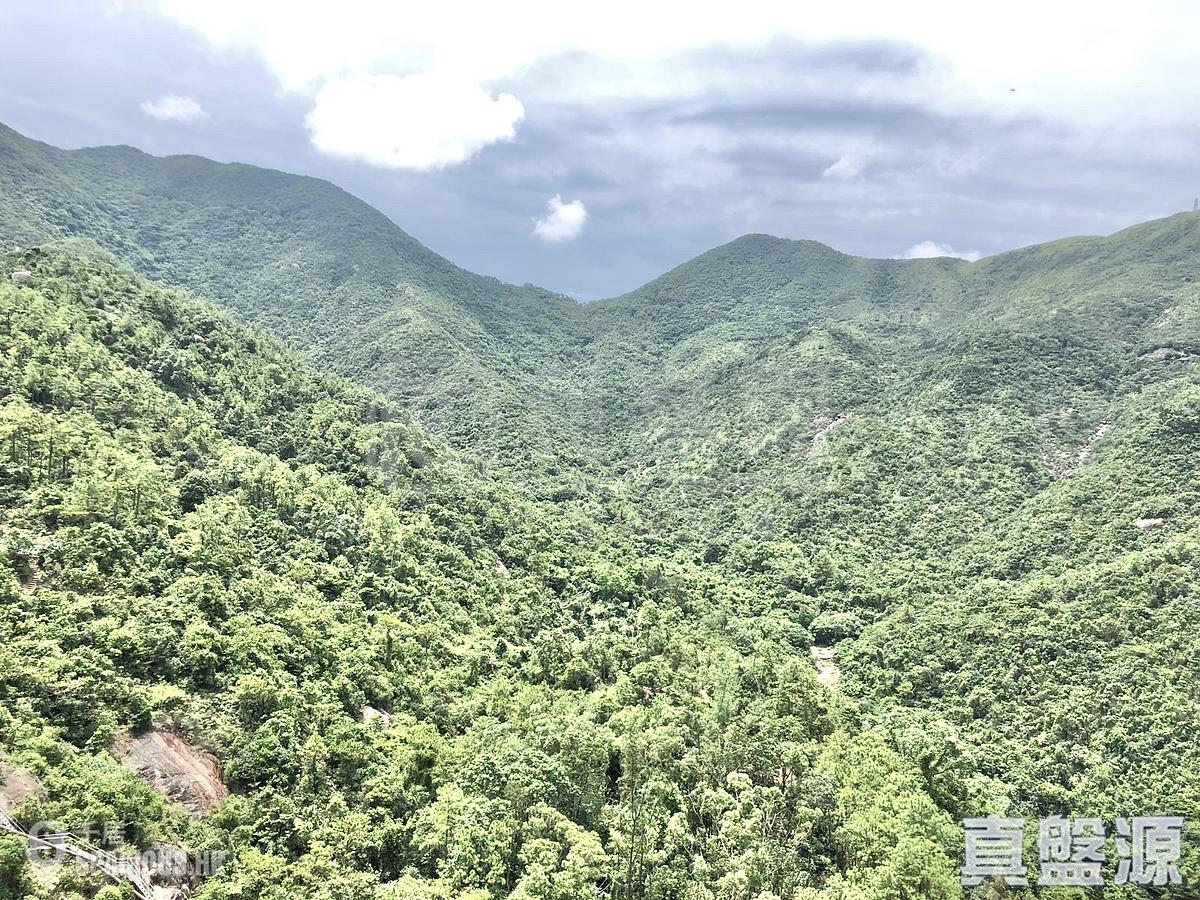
[534,195,588,242]
[140,94,208,122]
[306,72,524,170]
[822,155,865,181]
[151,1,1200,128]
[901,240,982,261]
[145,0,1200,184]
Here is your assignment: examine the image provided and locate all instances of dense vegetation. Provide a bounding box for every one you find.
[0,123,583,473]
[2,122,1200,896]
[0,250,962,898]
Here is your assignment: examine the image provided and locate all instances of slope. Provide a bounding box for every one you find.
[0,247,961,898]
[0,123,591,473]
[6,122,1200,887]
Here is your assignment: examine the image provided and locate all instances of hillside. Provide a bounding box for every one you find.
[0,248,963,898]
[3,123,1200,894]
[0,123,590,473]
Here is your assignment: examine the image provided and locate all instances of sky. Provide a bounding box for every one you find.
[1,1,1198,300]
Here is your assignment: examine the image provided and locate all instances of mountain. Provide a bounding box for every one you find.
[0,247,957,899]
[586,218,1200,827]
[0,123,587,471]
[3,122,1200,893]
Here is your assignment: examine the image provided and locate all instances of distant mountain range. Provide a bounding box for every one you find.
[3,121,1200,895]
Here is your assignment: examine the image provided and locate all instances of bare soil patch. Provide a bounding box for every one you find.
[0,759,43,811]
[810,646,842,690]
[111,730,228,817]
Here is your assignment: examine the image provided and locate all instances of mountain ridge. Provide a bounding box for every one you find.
[10,121,1200,308]
[4,124,1200,882]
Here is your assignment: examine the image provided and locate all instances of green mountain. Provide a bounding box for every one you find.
[0,248,954,899]
[3,122,1200,895]
[0,123,586,471]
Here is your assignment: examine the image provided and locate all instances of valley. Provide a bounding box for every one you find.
[1,123,1199,897]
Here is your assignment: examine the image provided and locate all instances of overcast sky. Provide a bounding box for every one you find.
[2,1,1198,299]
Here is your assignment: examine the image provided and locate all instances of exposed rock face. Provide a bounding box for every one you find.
[807,412,852,460]
[362,706,392,730]
[1134,517,1165,530]
[10,269,31,283]
[111,730,228,817]
[1061,421,1113,477]
[0,759,43,811]
[1139,347,1183,361]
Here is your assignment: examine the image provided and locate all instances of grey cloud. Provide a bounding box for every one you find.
[0,10,1193,300]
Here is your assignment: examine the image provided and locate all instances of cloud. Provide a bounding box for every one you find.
[140,94,207,122]
[148,2,1200,186]
[534,195,588,242]
[901,240,981,261]
[151,1,1200,129]
[305,72,524,170]
[822,154,865,181]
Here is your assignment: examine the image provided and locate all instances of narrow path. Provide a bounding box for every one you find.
[21,557,42,595]
[1063,421,1113,476]
[810,645,842,690]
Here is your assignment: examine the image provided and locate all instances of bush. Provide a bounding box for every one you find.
[809,610,865,645]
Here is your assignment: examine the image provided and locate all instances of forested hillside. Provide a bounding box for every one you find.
[3,123,1200,896]
[0,124,587,472]
[0,249,960,898]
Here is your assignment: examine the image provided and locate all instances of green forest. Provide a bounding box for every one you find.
[1,122,1199,898]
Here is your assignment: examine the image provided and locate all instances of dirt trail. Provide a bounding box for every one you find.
[20,557,42,594]
[1062,421,1112,477]
[810,646,842,690]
